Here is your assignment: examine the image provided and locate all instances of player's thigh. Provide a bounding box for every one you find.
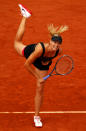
[14,41,26,56]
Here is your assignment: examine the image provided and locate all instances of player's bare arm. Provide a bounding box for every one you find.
[24,43,43,79]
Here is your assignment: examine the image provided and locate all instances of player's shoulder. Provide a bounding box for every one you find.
[34,42,43,54]
[43,42,49,49]
[35,42,49,53]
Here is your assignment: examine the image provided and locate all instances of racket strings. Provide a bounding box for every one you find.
[55,56,73,74]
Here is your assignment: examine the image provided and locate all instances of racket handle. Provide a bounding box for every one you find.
[43,75,50,80]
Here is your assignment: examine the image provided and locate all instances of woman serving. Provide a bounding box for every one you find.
[14,4,68,128]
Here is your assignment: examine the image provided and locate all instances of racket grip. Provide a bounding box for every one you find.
[43,75,50,80]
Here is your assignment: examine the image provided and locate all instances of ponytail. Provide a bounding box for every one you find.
[48,24,69,36]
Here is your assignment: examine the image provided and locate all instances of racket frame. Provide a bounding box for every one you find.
[43,54,74,80]
[54,54,74,76]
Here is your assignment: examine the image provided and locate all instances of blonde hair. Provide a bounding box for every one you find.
[48,24,69,36]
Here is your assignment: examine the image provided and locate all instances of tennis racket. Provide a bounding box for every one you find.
[43,54,74,80]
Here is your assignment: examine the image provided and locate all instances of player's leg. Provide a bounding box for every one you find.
[14,17,27,56]
[35,69,48,116]
[34,82,44,127]
[34,68,48,127]
[14,4,32,56]
[35,80,45,116]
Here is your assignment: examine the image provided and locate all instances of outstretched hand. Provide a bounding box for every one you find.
[38,78,45,84]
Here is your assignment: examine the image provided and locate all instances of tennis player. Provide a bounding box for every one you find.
[14,4,68,127]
